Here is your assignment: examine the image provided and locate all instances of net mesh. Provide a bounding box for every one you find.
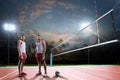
[51,1,120,64]
[52,9,116,56]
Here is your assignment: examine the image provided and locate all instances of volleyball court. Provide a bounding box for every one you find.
[1,0,120,80]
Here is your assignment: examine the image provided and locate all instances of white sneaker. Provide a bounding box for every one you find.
[44,74,48,77]
[36,72,41,76]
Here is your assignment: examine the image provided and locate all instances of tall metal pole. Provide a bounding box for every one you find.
[50,49,53,67]
[3,23,16,65]
[88,49,89,64]
[8,31,9,65]
[96,21,100,44]
[94,0,100,44]
[50,52,53,67]
[111,11,117,39]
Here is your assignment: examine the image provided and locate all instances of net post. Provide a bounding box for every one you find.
[96,21,100,44]
[111,10,117,39]
[88,49,90,64]
[50,51,53,67]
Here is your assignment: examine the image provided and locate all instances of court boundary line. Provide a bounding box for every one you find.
[0,65,119,80]
[79,67,120,74]
[0,70,17,80]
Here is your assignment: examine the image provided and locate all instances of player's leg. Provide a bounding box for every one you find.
[18,56,24,77]
[36,53,42,75]
[43,59,48,77]
[36,62,42,75]
[43,60,47,74]
[20,53,27,76]
[20,61,23,73]
[38,62,42,74]
[18,59,21,74]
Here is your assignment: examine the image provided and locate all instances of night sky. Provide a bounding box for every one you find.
[0,0,120,50]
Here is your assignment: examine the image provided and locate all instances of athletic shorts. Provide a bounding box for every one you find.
[35,53,45,62]
[19,53,27,60]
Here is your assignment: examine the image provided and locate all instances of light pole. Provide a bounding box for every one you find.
[3,23,16,65]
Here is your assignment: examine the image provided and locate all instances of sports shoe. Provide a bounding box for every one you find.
[43,74,48,77]
[21,72,27,76]
[18,73,24,77]
[36,72,41,76]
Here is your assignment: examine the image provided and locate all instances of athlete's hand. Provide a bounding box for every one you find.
[42,54,45,60]
[25,54,27,59]
[21,55,23,60]
[18,54,21,59]
[42,56,45,60]
[35,53,37,58]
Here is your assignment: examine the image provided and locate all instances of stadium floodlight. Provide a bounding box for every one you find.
[3,23,16,31]
[3,23,16,65]
[79,21,92,37]
[80,22,91,31]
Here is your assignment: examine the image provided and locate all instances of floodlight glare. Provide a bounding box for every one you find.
[3,23,16,31]
[79,21,92,37]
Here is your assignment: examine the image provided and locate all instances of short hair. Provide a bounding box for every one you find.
[19,34,25,39]
[21,34,25,36]
[38,34,40,36]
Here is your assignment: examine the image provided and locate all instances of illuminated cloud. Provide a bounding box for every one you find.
[43,0,56,6]
[82,8,89,12]
[30,9,51,19]
[73,14,80,17]
[19,15,26,24]
[18,5,28,24]
[41,31,72,41]
[58,1,74,10]
[18,1,52,24]
[46,14,53,19]
[21,27,71,42]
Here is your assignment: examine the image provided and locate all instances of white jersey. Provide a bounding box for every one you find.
[36,41,44,53]
[20,41,26,54]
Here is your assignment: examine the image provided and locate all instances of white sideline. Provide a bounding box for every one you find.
[0,70,17,80]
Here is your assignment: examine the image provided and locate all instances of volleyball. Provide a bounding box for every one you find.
[55,71,60,77]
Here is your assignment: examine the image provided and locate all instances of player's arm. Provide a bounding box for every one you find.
[43,40,46,58]
[35,42,38,53]
[35,42,38,57]
[17,40,21,57]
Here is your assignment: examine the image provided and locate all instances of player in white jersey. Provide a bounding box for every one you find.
[35,34,47,77]
[17,34,27,77]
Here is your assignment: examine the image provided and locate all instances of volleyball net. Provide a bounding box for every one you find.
[50,1,120,66]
